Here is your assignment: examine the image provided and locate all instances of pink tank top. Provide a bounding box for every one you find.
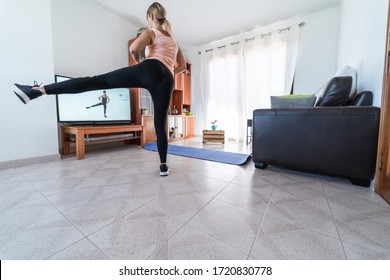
[145,29,178,75]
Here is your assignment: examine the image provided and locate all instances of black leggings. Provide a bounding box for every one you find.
[45,59,174,163]
[90,102,107,115]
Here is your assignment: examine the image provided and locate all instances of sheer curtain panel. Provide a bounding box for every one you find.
[199,24,303,141]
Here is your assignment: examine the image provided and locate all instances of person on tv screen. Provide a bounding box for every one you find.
[12,2,186,176]
[86,90,110,118]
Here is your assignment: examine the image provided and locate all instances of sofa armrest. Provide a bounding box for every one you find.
[252,107,380,184]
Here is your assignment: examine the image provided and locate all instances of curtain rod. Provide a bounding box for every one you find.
[200,21,305,54]
[205,41,239,52]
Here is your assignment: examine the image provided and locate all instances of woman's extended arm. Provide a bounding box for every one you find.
[129,30,154,64]
[174,48,186,75]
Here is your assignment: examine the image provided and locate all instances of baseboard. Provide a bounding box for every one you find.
[0,154,61,170]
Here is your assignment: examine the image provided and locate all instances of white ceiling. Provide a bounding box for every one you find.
[93,0,340,50]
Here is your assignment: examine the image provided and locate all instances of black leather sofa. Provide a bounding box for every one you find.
[252,76,381,187]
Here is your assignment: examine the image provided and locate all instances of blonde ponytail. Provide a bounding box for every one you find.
[147,2,173,36]
[161,18,173,36]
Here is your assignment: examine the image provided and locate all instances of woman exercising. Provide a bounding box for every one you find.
[12,2,186,176]
[86,91,110,118]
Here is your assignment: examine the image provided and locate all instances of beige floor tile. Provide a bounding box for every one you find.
[175,175,230,197]
[0,171,26,184]
[250,217,346,260]
[0,214,84,259]
[48,238,108,260]
[215,182,273,214]
[149,225,247,260]
[88,206,182,259]
[46,185,120,212]
[190,165,243,182]
[1,139,390,260]
[335,215,390,253]
[186,199,262,254]
[343,241,390,260]
[266,198,339,239]
[146,192,213,223]
[233,170,279,187]
[29,177,85,196]
[0,195,61,237]
[63,191,156,235]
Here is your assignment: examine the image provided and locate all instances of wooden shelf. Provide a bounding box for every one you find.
[172,62,192,114]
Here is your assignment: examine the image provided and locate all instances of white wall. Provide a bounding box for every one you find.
[51,0,139,77]
[185,8,340,135]
[0,0,140,166]
[337,0,388,107]
[50,0,139,151]
[0,0,59,163]
[294,8,339,94]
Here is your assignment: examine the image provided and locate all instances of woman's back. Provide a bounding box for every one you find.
[145,28,178,74]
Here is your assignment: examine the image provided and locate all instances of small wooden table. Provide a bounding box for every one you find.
[202,130,225,144]
[62,125,144,160]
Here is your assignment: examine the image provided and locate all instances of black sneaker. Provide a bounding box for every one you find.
[12,81,42,104]
[159,163,169,176]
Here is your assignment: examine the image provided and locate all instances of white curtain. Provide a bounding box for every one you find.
[243,26,302,115]
[200,43,243,140]
[199,24,303,141]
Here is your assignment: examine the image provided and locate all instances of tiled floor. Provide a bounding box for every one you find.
[1,138,390,260]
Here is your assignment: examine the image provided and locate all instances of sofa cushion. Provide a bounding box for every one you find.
[335,65,357,97]
[314,76,352,106]
[346,91,373,106]
[271,94,316,108]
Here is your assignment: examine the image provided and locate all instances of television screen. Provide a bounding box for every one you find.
[55,75,131,125]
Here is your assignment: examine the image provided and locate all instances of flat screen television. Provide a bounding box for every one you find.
[55,75,131,125]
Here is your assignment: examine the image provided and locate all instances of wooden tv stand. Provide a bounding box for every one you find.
[61,124,145,160]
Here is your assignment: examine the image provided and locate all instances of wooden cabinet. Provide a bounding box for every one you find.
[185,116,195,138]
[168,115,194,141]
[168,115,184,140]
[171,62,192,114]
[128,37,194,144]
[142,115,194,144]
[142,115,157,143]
[183,74,191,105]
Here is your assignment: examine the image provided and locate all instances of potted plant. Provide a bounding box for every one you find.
[211,120,218,130]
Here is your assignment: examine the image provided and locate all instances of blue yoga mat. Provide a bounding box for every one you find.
[144,142,251,165]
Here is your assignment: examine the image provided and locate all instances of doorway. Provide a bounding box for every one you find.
[375,2,390,204]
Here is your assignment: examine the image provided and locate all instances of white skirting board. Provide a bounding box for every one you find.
[0,154,61,170]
